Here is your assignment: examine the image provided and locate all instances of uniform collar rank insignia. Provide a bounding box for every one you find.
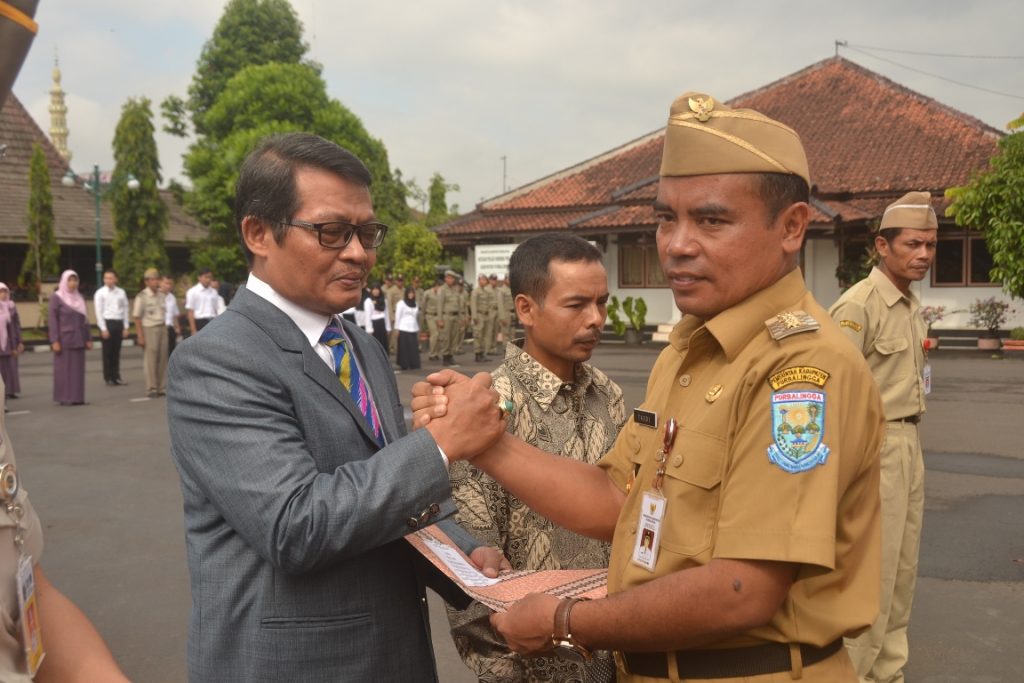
[765,310,820,341]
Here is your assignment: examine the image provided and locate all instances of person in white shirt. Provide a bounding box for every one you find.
[362,284,391,352]
[393,286,421,370]
[93,269,130,385]
[210,279,229,316]
[185,269,221,335]
[161,276,182,356]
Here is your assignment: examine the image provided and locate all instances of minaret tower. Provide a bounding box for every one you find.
[49,53,71,163]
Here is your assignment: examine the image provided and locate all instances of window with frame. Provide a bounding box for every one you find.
[933,227,996,287]
[619,235,667,288]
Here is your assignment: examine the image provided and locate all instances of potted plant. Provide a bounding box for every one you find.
[919,305,945,349]
[607,295,647,346]
[1004,327,1024,352]
[968,297,1013,350]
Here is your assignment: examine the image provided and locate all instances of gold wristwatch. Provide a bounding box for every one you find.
[551,597,592,662]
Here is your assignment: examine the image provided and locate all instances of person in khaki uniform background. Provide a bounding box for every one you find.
[422,278,442,360]
[133,268,169,398]
[829,192,937,683]
[386,274,405,359]
[437,270,465,366]
[470,274,497,363]
[493,274,514,346]
[414,92,885,682]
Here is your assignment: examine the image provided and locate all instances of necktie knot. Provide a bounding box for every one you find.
[320,323,345,347]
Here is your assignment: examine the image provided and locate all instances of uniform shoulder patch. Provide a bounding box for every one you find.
[838,320,863,332]
[768,366,830,390]
[764,310,820,340]
[767,390,830,473]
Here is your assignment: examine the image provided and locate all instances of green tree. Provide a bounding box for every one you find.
[425,172,460,227]
[946,114,1024,299]
[111,97,169,290]
[20,144,61,293]
[371,222,443,283]
[183,63,409,280]
[185,0,309,135]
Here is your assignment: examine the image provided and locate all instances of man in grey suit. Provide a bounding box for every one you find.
[167,133,508,682]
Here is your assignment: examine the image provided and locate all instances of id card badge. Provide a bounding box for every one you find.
[16,554,45,676]
[923,364,932,395]
[631,491,666,572]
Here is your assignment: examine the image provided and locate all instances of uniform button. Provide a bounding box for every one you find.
[633,440,641,454]
[672,455,683,467]
[679,374,691,387]
[629,523,637,535]
[406,517,419,529]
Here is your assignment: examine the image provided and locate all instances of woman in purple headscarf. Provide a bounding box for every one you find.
[0,283,23,398]
[48,270,93,405]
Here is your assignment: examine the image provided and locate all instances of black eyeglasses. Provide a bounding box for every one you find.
[281,220,389,250]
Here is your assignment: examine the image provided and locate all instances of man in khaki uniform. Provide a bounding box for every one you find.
[386,274,404,358]
[133,267,169,398]
[415,92,885,682]
[470,274,498,362]
[829,192,937,683]
[437,270,465,366]
[422,278,442,360]
[494,274,514,346]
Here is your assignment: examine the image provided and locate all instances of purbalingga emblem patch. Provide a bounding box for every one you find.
[768,390,830,473]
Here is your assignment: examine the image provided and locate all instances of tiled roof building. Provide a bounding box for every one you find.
[437,57,1002,245]
[0,93,207,291]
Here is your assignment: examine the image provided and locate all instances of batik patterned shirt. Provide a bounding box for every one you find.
[447,339,626,683]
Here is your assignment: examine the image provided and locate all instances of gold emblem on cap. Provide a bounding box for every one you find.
[705,384,723,403]
[688,95,715,122]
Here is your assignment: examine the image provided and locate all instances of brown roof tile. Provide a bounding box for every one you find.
[0,94,206,246]
[437,57,1001,242]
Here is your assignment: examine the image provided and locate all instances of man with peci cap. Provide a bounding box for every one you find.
[829,191,937,683]
[413,92,885,682]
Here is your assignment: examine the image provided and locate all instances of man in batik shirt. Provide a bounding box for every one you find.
[447,233,626,683]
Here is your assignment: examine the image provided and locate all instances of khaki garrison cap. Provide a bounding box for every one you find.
[143,268,160,279]
[661,92,810,185]
[444,269,459,278]
[878,191,938,231]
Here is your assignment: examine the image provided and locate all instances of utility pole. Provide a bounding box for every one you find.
[500,155,507,193]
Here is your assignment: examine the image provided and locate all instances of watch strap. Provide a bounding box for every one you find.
[553,597,582,641]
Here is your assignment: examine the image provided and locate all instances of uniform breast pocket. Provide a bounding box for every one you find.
[873,337,910,379]
[659,431,726,557]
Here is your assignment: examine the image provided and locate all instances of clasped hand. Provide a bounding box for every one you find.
[417,370,506,462]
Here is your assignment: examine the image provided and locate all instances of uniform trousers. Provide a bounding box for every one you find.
[427,317,441,358]
[844,421,924,683]
[440,316,461,357]
[473,315,495,354]
[142,323,169,395]
[101,319,124,382]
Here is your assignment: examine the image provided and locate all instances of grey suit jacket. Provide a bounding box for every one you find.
[168,286,456,682]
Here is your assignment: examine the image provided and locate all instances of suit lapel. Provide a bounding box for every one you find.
[232,287,383,446]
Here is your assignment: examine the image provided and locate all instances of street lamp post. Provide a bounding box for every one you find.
[62,164,139,288]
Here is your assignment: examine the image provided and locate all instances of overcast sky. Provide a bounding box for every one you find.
[12,0,1024,213]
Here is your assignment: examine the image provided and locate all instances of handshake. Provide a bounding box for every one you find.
[413,369,511,463]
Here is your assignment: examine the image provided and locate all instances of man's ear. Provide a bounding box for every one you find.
[777,202,809,256]
[514,293,537,329]
[241,216,271,258]
[874,234,891,260]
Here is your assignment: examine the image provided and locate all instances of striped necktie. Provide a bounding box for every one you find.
[320,321,383,445]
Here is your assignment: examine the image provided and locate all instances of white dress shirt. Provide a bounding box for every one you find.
[394,300,420,333]
[93,285,129,331]
[165,294,180,327]
[185,283,221,319]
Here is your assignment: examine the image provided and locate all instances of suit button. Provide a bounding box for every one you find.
[418,511,431,525]
[406,517,419,529]
[428,503,440,515]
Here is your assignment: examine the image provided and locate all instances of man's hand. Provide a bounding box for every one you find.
[410,369,471,428]
[101,330,110,340]
[136,334,145,347]
[468,546,511,579]
[85,340,93,350]
[490,592,561,656]
[423,372,504,461]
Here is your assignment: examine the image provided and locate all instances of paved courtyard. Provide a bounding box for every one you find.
[4,341,1022,682]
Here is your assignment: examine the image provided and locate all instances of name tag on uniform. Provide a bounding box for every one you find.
[631,492,665,572]
[633,409,657,429]
[923,364,932,395]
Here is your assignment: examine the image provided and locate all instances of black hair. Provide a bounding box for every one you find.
[509,233,603,302]
[234,133,373,265]
[755,173,810,222]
